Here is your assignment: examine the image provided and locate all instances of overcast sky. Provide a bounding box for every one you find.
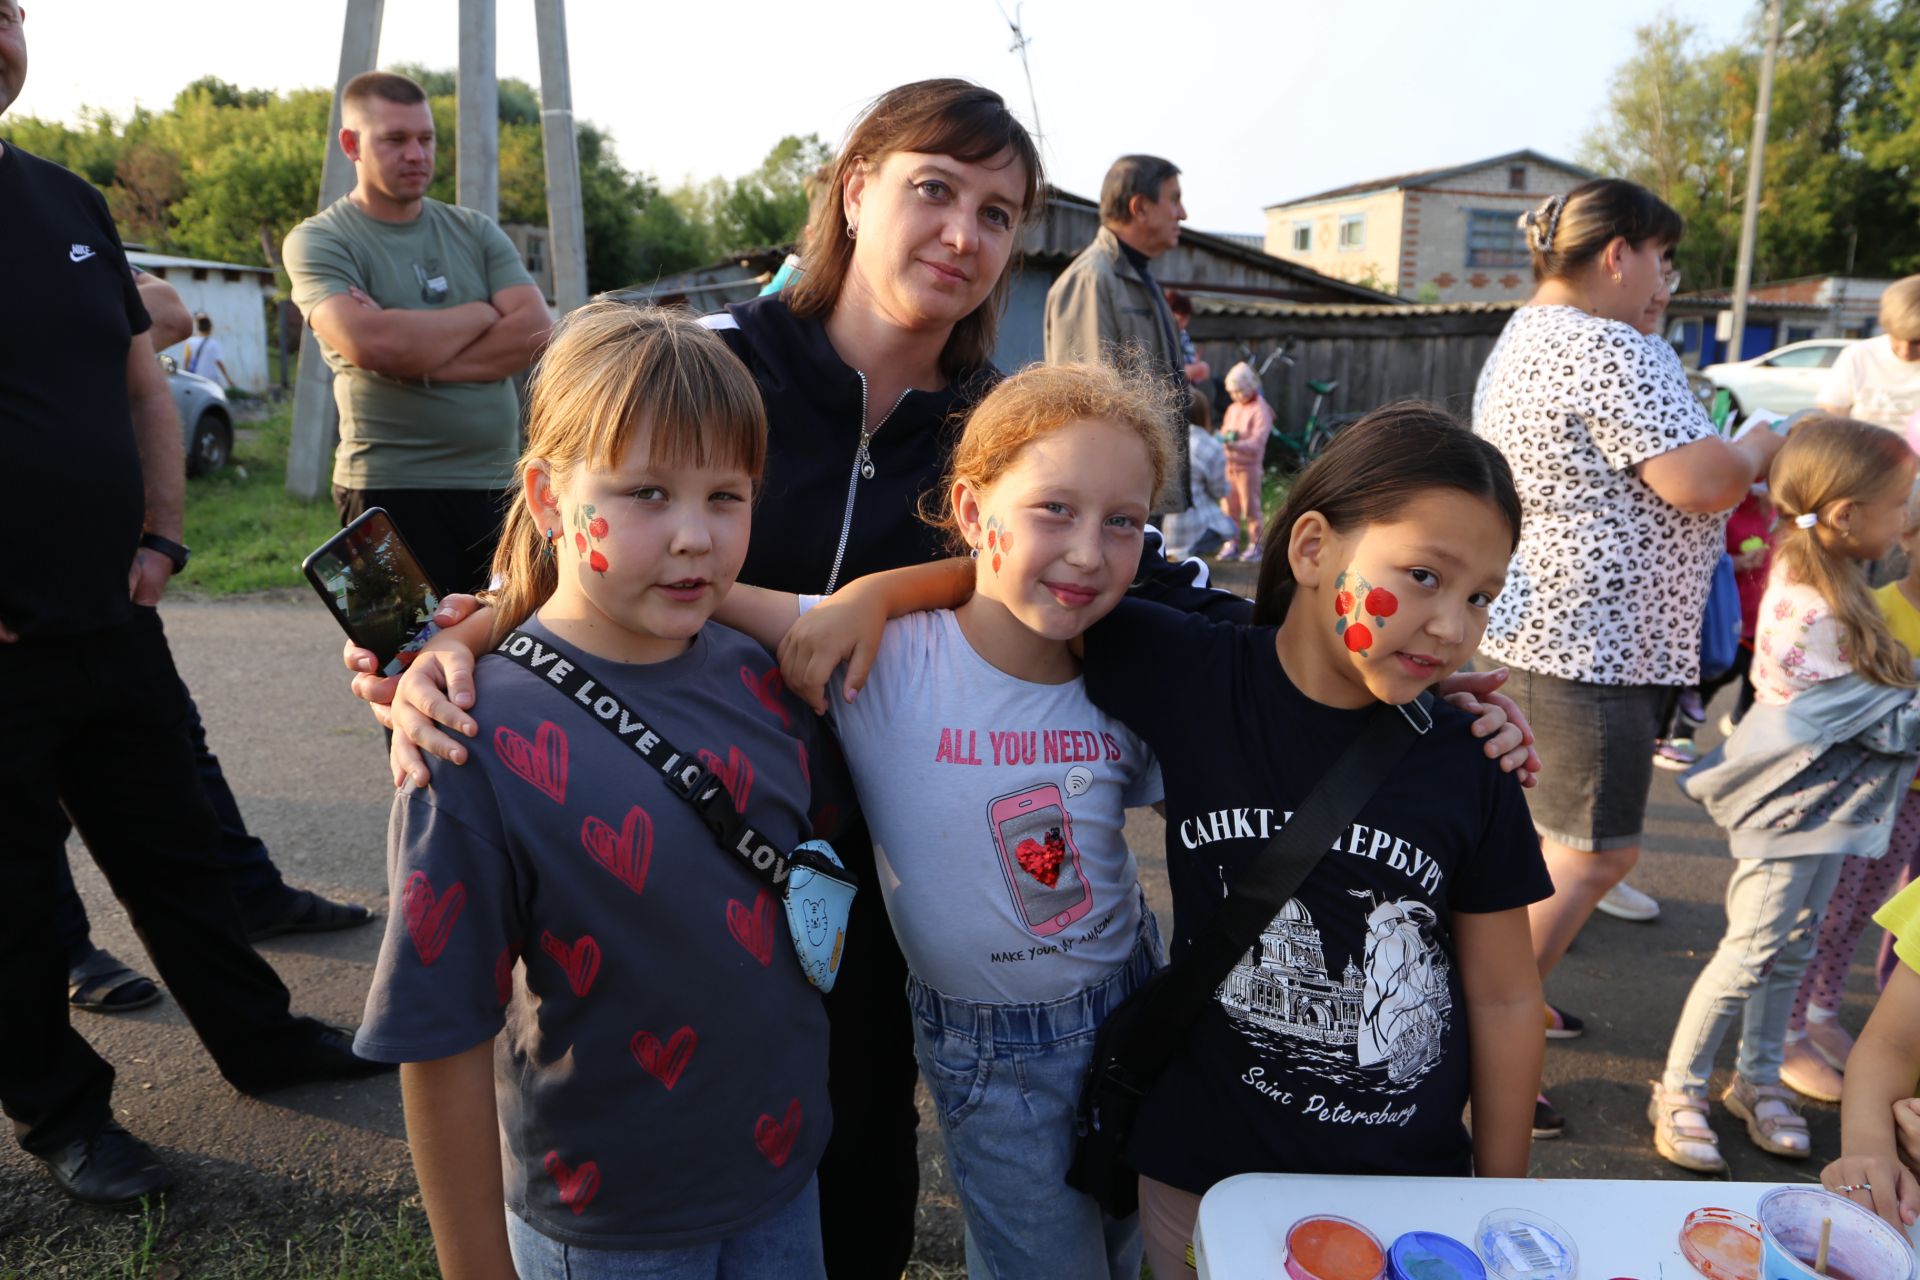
[17,0,1762,232]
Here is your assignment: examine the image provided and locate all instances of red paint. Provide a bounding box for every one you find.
[1334,590,1354,616]
[991,553,1002,574]
[698,746,755,812]
[987,528,997,549]
[495,720,569,803]
[728,891,777,966]
[754,1098,803,1168]
[588,515,609,539]
[1365,588,1398,618]
[588,549,609,574]
[400,871,466,965]
[629,1025,698,1090]
[1015,828,1068,887]
[740,665,792,730]
[1344,624,1373,653]
[580,805,653,895]
[574,531,587,554]
[1000,531,1013,555]
[1284,1216,1384,1280]
[539,931,602,997]
[543,1151,601,1215]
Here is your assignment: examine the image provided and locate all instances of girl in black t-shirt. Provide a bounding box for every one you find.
[782,404,1552,1278]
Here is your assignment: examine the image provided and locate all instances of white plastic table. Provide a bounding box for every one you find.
[1191,1173,1917,1279]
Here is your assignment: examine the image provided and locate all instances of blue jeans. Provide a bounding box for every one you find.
[1662,852,1847,1095]
[910,906,1162,1280]
[504,1176,824,1280]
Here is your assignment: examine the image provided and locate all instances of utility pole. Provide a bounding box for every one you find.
[995,1,1042,142]
[287,0,383,500]
[1726,0,1786,364]
[457,0,499,220]
[535,0,589,313]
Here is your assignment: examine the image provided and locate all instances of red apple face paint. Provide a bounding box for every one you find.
[984,514,1008,575]
[573,503,609,575]
[1333,569,1396,658]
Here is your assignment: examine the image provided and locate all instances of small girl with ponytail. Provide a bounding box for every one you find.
[1654,416,1920,1176]
[352,303,842,1280]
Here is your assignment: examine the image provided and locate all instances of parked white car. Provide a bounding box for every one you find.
[1699,338,1856,417]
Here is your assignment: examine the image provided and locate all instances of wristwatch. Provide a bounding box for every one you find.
[139,532,192,575]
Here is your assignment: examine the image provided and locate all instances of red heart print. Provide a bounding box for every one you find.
[540,930,602,997]
[727,890,777,967]
[493,942,521,1005]
[628,1025,698,1090]
[754,1098,804,1169]
[543,1151,601,1216]
[1014,829,1067,887]
[400,871,466,965]
[795,739,811,787]
[581,806,653,896]
[698,746,754,813]
[494,720,568,804]
[740,665,793,731]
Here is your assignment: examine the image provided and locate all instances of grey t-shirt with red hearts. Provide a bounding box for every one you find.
[355,616,838,1249]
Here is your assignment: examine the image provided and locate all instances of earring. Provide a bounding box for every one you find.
[1612,272,1623,285]
[846,222,857,240]
[543,528,557,560]
[969,547,980,560]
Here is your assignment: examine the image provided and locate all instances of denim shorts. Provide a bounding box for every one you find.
[1493,660,1668,851]
[504,1176,823,1280]
[909,905,1163,1280]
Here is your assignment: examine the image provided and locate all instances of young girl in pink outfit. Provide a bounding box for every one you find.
[1218,362,1273,562]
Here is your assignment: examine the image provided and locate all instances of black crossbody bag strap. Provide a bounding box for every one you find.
[1108,693,1433,1080]
[494,630,844,894]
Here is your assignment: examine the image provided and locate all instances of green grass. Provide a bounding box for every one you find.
[0,1202,442,1280]
[178,401,339,597]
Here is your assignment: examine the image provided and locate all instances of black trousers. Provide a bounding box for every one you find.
[817,810,923,1279]
[332,485,508,598]
[0,610,322,1155]
[53,682,284,967]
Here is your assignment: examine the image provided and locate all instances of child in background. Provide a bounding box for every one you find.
[1217,362,1273,563]
[353,305,840,1280]
[1651,485,1774,770]
[1820,871,1920,1228]
[1161,390,1236,562]
[1784,486,1920,1102]
[1654,417,1920,1174]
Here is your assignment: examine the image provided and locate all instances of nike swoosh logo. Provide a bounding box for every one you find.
[69,246,95,262]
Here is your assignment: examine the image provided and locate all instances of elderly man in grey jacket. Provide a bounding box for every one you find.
[1045,154,1191,509]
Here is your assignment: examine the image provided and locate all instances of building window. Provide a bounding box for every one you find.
[1338,214,1365,251]
[1508,165,1526,191]
[1465,209,1528,268]
[1291,222,1312,252]
[525,235,546,274]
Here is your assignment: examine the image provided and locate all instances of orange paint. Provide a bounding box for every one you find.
[1288,1217,1387,1280]
[1679,1209,1762,1280]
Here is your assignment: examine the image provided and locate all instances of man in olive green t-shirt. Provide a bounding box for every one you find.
[284,70,551,593]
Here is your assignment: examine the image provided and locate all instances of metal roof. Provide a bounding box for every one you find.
[1264,149,1597,210]
[127,250,275,277]
[1191,295,1523,320]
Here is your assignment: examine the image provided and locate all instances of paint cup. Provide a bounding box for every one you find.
[1681,1207,1763,1280]
[1388,1230,1488,1280]
[1476,1209,1578,1280]
[1285,1215,1388,1280]
[1756,1186,1916,1280]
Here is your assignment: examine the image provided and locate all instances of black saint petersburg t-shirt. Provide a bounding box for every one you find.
[0,145,151,639]
[1083,599,1551,1191]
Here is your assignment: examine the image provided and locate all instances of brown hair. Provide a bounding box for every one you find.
[484,303,767,645]
[1185,387,1213,430]
[341,71,428,123]
[1879,275,1920,343]
[1252,402,1521,626]
[1766,415,1918,688]
[784,79,1042,383]
[1100,155,1181,225]
[925,362,1178,549]
[1164,288,1193,317]
[1523,178,1684,284]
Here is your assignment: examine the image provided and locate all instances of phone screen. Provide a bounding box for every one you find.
[993,798,1088,930]
[301,508,442,677]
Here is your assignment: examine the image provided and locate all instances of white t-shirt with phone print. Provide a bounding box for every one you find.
[808,605,1163,1002]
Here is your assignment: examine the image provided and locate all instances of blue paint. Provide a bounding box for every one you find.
[1388,1232,1486,1280]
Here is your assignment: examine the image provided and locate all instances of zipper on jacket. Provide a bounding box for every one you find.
[822,373,912,594]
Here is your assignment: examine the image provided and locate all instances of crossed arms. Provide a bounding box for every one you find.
[310,281,550,383]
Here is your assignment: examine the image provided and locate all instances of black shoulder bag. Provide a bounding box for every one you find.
[1065,694,1433,1217]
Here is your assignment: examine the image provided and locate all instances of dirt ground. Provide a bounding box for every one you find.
[0,592,1869,1275]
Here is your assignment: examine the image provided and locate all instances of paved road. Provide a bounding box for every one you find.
[0,595,1868,1270]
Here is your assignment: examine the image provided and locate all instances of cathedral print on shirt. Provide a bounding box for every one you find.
[1218,890,1452,1093]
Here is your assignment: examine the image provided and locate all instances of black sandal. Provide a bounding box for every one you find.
[68,948,163,1014]
[243,888,373,942]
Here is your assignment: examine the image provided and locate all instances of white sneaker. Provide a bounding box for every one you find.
[1597,880,1661,922]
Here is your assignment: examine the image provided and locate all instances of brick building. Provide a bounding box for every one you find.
[1263,150,1594,303]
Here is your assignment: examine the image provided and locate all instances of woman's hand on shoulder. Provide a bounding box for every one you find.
[1433,667,1541,788]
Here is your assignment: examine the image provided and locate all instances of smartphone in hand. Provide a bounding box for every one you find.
[302,508,443,677]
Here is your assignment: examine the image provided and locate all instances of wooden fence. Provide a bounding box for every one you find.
[1186,300,1520,429]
